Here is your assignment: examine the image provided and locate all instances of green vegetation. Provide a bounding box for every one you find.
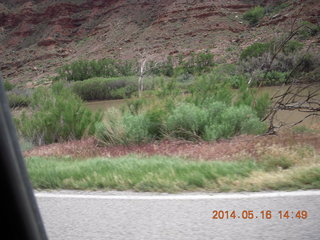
[15,82,102,145]
[3,80,30,108]
[292,126,315,134]
[26,145,320,192]
[26,155,258,191]
[11,4,320,194]
[243,6,265,26]
[239,39,320,85]
[96,75,269,145]
[56,52,215,82]
[7,93,31,108]
[147,52,215,77]
[265,2,290,16]
[282,40,304,55]
[240,40,304,61]
[240,42,272,60]
[298,21,320,39]
[57,58,136,81]
[15,57,271,147]
[71,77,138,101]
[96,109,153,145]
[4,80,15,91]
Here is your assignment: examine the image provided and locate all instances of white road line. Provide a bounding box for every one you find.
[35,190,320,200]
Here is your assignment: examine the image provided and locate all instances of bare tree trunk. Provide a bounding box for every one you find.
[138,59,147,98]
[253,12,320,134]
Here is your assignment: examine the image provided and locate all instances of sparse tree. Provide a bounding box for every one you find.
[260,14,320,134]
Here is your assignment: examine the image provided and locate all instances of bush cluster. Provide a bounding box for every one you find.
[15,82,102,145]
[298,21,320,39]
[239,40,318,85]
[147,52,215,77]
[95,109,152,145]
[240,40,303,62]
[96,99,266,145]
[71,77,138,101]
[240,42,272,60]
[4,80,15,91]
[96,77,268,145]
[243,6,265,26]
[57,59,137,81]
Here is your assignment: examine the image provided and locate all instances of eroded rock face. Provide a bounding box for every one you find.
[0,0,319,84]
[0,1,238,47]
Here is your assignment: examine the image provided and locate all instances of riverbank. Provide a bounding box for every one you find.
[25,129,320,160]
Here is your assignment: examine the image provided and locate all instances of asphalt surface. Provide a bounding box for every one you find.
[36,190,320,240]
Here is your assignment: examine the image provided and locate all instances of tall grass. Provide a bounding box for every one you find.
[95,108,152,145]
[27,155,258,192]
[7,93,31,108]
[27,145,320,192]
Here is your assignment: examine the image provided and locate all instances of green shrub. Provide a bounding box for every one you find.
[95,109,127,145]
[57,59,137,81]
[181,52,215,75]
[253,93,271,120]
[204,105,266,141]
[298,21,320,39]
[123,113,152,143]
[298,53,319,72]
[194,52,215,73]
[282,40,304,55]
[219,105,265,137]
[147,57,174,77]
[126,98,146,115]
[145,106,168,138]
[147,52,214,77]
[4,80,15,91]
[263,71,289,85]
[243,6,265,26]
[155,77,181,98]
[205,101,228,124]
[72,77,137,101]
[8,93,31,108]
[228,74,248,88]
[240,42,272,60]
[240,115,267,135]
[96,109,152,145]
[234,80,271,120]
[190,74,232,105]
[97,100,266,144]
[240,40,306,82]
[16,82,102,145]
[166,103,208,140]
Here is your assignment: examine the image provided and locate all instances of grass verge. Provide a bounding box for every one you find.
[26,145,320,192]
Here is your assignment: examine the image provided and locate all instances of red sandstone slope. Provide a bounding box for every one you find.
[0,0,319,86]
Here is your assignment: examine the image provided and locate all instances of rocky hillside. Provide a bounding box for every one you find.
[0,0,319,86]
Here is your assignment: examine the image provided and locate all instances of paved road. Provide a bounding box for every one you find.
[36,190,320,240]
